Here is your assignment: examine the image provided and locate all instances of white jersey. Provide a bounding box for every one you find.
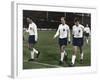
[54,24,70,39]
[27,22,38,41]
[72,24,84,38]
[84,27,90,34]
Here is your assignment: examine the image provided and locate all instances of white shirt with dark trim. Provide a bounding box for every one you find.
[27,22,38,41]
[72,24,84,38]
[54,24,70,41]
[84,27,90,34]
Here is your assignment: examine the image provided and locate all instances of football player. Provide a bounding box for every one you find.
[84,24,91,44]
[70,18,84,66]
[53,17,70,65]
[26,17,40,61]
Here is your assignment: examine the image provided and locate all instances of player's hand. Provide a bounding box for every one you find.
[35,39,38,43]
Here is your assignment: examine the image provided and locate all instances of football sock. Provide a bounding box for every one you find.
[33,48,38,54]
[72,55,76,64]
[86,39,88,44]
[64,50,67,56]
[60,52,65,62]
[80,52,84,60]
[31,51,34,59]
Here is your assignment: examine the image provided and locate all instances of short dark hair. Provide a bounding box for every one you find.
[74,17,80,22]
[27,16,33,20]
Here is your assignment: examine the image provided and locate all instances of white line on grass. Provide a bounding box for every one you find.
[24,60,63,68]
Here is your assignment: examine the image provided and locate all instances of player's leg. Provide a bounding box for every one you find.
[33,48,38,54]
[84,33,87,44]
[28,43,35,61]
[79,46,84,63]
[71,46,77,66]
[63,49,68,62]
[69,38,78,66]
[85,33,89,44]
[28,35,35,61]
[33,47,40,58]
[59,38,68,65]
[86,35,89,44]
[31,35,40,58]
[59,45,66,65]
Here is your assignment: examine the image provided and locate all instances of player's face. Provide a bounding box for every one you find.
[86,24,88,27]
[61,18,65,25]
[75,21,79,26]
[27,18,31,24]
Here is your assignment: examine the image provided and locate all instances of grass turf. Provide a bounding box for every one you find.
[23,30,91,69]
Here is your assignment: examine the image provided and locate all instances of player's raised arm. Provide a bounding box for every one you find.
[53,26,60,39]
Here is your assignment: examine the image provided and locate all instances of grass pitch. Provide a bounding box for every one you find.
[23,30,91,69]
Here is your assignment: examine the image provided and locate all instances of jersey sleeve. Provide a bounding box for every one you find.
[33,23,38,41]
[81,25,85,31]
[72,25,74,35]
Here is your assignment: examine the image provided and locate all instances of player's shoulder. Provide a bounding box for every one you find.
[59,24,64,27]
[65,24,70,29]
[79,24,84,28]
[65,24,69,27]
[72,25,76,28]
[84,27,87,29]
[31,22,37,27]
[59,24,62,26]
[32,22,36,25]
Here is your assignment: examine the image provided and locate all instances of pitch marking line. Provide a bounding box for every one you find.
[24,60,63,68]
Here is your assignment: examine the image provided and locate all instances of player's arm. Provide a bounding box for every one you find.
[89,28,91,36]
[53,26,60,39]
[82,25,85,31]
[82,25,85,33]
[26,27,30,33]
[82,25,85,37]
[72,26,74,37]
[33,24,38,42]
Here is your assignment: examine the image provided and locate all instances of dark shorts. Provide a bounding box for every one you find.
[84,33,89,37]
[72,38,83,47]
[59,38,67,46]
[28,35,36,44]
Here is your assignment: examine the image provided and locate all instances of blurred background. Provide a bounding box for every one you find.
[23,10,91,30]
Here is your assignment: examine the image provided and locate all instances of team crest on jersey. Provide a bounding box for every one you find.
[63,29,65,31]
[78,30,81,33]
